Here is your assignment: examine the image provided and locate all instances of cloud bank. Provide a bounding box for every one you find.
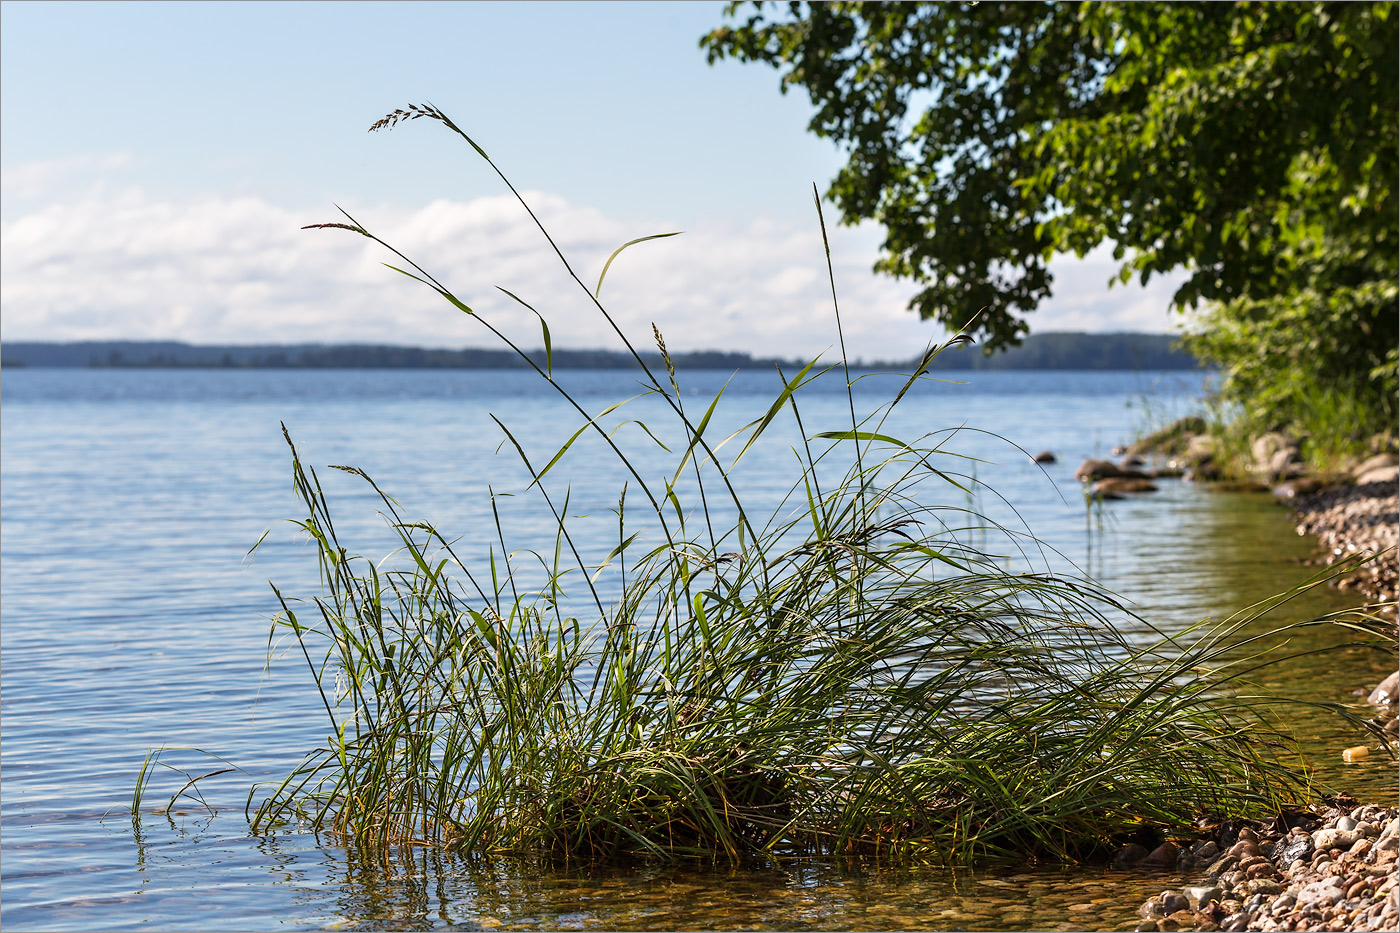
[1,170,1188,360]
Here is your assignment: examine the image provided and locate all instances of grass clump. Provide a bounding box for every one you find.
[248,104,1391,864]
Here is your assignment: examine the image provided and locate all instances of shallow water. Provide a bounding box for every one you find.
[2,367,1393,931]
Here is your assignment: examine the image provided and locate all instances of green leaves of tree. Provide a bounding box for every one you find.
[703,0,1398,434]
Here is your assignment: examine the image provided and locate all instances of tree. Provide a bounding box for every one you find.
[702,2,1398,435]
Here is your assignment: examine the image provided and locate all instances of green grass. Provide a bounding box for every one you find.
[241,104,1393,864]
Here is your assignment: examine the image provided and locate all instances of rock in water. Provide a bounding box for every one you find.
[1093,477,1159,495]
[1367,671,1399,706]
[1075,459,1151,482]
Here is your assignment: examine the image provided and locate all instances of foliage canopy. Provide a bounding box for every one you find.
[703,1,1398,434]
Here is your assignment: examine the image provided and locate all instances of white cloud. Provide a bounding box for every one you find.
[0,154,133,202]
[0,184,1188,361]
[1039,244,1190,334]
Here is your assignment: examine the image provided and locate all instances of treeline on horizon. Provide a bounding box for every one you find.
[0,332,1202,371]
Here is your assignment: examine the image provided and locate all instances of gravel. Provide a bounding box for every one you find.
[1287,480,1399,610]
[1130,800,1399,932]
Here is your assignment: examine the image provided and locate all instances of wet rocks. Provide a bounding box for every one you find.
[1288,480,1398,609]
[1076,458,1152,483]
[1353,452,1400,486]
[1094,476,1160,495]
[1127,416,1208,459]
[1032,450,1057,464]
[1132,803,1400,932]
[1251,432,1307,480]
[1367,671,1399,707]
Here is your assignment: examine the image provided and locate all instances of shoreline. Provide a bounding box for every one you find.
[1106,434,1399,932]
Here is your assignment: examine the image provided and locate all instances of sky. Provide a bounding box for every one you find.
[1,0,1188,360]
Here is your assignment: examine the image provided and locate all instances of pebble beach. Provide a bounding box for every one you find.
[1120,444,1398,933]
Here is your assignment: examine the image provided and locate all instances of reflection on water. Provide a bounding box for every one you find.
[100,819,1205,932]
[2,368,1393,931]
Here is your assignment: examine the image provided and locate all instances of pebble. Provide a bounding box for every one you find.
[1132,803,1400,932]
[1287,481,1398,610]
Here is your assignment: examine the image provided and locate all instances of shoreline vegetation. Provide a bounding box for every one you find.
[0,332,1203,372]
[171,104,1395,878]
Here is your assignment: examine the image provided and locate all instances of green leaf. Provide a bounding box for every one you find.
[595,232,682,298]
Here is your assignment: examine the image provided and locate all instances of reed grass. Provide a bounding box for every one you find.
[246,104,1394,864]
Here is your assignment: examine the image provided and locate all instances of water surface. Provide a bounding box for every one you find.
[2,367,1391,931]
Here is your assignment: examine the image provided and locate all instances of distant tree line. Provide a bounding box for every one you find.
[0,333,1202,371]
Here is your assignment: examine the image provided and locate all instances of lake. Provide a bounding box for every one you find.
[1,366,1391,931]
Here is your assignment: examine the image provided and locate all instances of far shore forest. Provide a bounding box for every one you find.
[1,332,1200,372]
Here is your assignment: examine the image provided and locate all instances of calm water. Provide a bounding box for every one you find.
[1,367,1392,931]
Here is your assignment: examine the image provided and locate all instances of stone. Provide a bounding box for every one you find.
[1093,476,1159,495]
[1367,671,1399,706]
[1356,464,1400,485]
[1141,841,1180,869]
[1184,434,1216,462]
[1268,447,1305,478]
[1247,879,1285,896]
[1337,816,1359,832]
[1032,450,1056,464]
[1342,745,1370,762]
[1314,828,1361,850]
[1127,416,1207,457]
[1221,912,1249,932]
[1159,891,1190,915]
[1271,834,1312,866]
[1192,840,1221,863]
[1252,432,1297,472]
[1352,451,1399,477]
[1376,817,1399,844]
[1206,854,1239,876]
[1246,861,1279,880]
[1185,886,1223,909]
[1116,842,1152,867]
[1075,458,1150,482]
[1297,878,1347,907]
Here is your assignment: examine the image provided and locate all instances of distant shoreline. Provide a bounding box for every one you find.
[0,332,1204,372]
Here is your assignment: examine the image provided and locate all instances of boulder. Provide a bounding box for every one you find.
[1184,434,1216,463]
[1140,841,1180,868]
[1075,459,1151,482]
[1267,447,1306,479]
[1251,432,1298,474]
[1354,451,1399,476]
[1115,842,1151,867]
[1356,463,1400,486]
[1094,477,1159,495]
[1367,671,1399,706]
[1032,450,1056,464]
[1127,415,1208,457]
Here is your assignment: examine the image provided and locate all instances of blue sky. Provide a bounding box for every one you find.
[1,0,1184,359]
